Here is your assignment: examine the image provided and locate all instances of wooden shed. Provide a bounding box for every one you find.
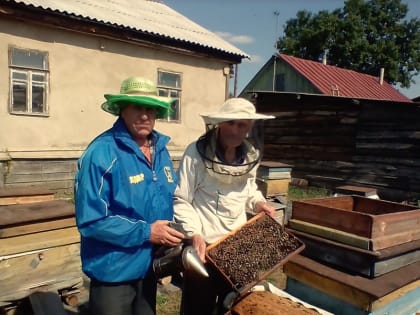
[252,91,420,202]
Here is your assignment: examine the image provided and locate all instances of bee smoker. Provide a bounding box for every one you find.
[153,223,209,279]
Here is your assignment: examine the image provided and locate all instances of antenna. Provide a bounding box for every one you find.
[273,10,280,50]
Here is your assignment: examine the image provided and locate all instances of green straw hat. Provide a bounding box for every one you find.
[101,76,174,118]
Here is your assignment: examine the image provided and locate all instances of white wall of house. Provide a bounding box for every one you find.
[0,18,230,161]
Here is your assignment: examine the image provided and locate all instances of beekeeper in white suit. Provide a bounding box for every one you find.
[174,97,275,315]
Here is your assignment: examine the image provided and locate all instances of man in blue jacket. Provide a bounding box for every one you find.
[75,76,184,315]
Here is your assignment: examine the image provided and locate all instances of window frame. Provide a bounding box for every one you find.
[9,47,50,117]
[157,69,182,122]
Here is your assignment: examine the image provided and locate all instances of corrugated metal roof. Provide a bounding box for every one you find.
[10,0,248,59]
[278,53,412,103]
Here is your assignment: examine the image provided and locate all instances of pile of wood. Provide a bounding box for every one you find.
[285,195,420,315]
[0,188,82,310]
[254,91,420,202]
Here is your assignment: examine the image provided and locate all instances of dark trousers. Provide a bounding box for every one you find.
[180,264,231,315]
[89,275,157,315]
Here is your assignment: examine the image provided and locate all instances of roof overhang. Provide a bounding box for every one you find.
[0,1,246,64]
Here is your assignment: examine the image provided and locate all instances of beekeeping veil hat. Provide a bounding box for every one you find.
[200,98,274,126]
[197,98,274,180]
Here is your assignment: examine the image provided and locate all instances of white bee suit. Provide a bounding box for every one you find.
[173,141,266,244]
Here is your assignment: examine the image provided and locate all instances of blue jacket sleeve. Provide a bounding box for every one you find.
[75,148,151,248]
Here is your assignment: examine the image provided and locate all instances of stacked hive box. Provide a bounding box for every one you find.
[0,188,82,311]
[255,161,293,224]
[284,196,420,315]
[256,161,292,197]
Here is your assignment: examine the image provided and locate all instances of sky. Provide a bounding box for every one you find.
[163,0,419,99]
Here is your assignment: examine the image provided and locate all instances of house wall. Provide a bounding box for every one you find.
[0,18,229,193]
[254,92,420,203]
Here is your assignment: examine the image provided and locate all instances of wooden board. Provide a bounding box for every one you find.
[288,228,420,277]
[0,187,55,205]
[0,200,75,227]
[0,217,76,238]
[288,218,420,251]
[0,187,54,198]
[292,196,420,239]
[0,226,80,256]
[288,219,371,250]
[0,243,82,305]
[334,185,378,197]
[286,278,420,315]
[283,255,420,311]
[370,228,420,250]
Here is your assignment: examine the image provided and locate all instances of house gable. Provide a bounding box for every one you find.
[241,53,412,103]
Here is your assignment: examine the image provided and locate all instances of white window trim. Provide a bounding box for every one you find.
[9,47,49,117]
[157,70,182,122]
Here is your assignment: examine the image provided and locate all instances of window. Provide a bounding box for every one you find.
[9,47,49,116]
[157,70,181,121]
[275,73,285,91]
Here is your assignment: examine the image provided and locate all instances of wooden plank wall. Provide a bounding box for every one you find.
[0,154,182,197]
[253,92,420,202]
[1,159,78,198]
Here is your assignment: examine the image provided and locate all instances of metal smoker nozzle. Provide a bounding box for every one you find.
[153,244,209,278]
[182,246,209,278]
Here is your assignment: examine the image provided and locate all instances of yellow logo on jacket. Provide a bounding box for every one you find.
[164,166,174,183]
[129,173,144,184]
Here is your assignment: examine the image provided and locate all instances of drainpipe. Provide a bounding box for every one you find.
[224,65,232,98]
[233,64,238,97]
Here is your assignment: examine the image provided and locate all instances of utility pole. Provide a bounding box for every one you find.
[273,11,280,91]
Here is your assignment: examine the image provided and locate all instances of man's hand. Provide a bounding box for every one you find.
[255,201,276,218]
[191,234,207,263]
[150,220,184,247]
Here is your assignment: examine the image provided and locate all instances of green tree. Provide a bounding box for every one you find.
[276,0,420,88]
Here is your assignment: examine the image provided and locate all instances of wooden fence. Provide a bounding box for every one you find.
[253,92,420,202]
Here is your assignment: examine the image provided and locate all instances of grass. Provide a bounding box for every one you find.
[157,288,181,315]
[288,185,331,201]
